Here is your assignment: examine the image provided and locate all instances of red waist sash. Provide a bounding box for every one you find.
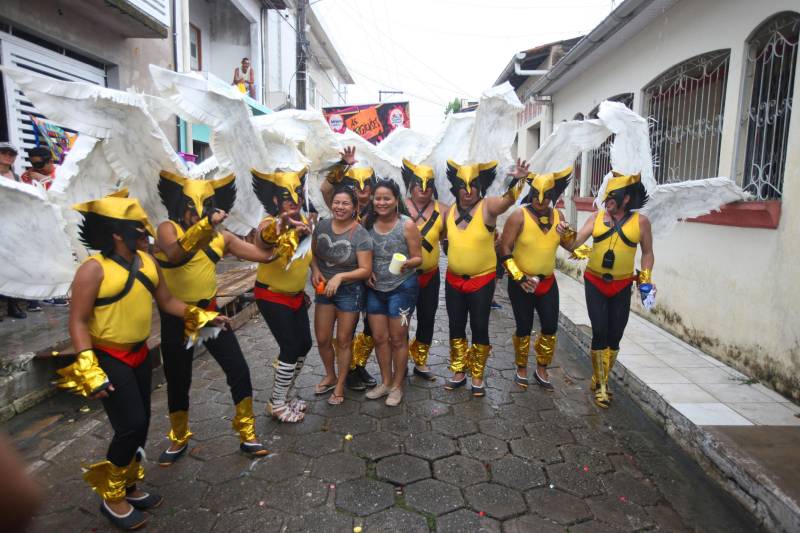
[445,270,496,293]
[584,271,634,297]
[95,342,149,368]
[254,286,304,311]
[533,274,556,296]
[417,267,439,289]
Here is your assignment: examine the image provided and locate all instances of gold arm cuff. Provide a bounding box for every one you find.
[534,334,557,367]
[56,349,109,397]
[503,178,524,201]
[502,257,526,282]
[638,268,652,284]
[260,216,280,245]
[513,335,530,368]
[570,244,592,260]
[168,410,193,446]
[470,344,492,379]
[83,460,128,502]
[448,338,470,374]
[560,227,577,246]
[177,217,216,254]
[325,162,348,184]
[232,397,257,443]
[183,305,219,344]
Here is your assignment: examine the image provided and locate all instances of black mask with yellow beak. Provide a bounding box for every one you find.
[602,171,648,211]
[402,159,437,198]
[343,167,376,193]
[445,160,498,201]
[251,167,307,216]
[158,171,236,226]
[524,166,573,206]
[74,189,156,256]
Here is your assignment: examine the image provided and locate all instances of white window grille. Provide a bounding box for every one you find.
[126,0,170,28]
[739,12,799,200]
[645,50,730,184]
[587,93,633,195]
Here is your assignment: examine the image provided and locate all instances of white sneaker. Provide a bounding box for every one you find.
[385,388,404,406]
[365,384,391,400]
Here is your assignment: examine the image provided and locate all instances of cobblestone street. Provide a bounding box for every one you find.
[9,285,759,532]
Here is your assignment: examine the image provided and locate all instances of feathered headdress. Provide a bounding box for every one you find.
[158,171,236,222]
[445,160,497,198]
[524,166,573,205]
[251,168,307,216]
[74,188,155,254]
[402,159,436,197]
[599,171,649,211]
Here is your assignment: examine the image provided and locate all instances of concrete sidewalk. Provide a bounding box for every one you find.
[555,271,800,532]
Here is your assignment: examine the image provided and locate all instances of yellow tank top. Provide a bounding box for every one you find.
[155,220,225,304]
[446,200,496,277]
[512,208,562,277]
[88,251,158,346]
[587,210,640,279]
[256,216,313,294]
[418,201,444,272]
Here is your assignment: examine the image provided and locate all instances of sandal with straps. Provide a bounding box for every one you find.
[288,397,308,412]
[268,401,305,423]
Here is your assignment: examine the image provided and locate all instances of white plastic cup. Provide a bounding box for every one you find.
[388,253,407,275]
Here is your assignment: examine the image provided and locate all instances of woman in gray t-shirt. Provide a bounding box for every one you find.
[362,180,422,406]
[311,187,373,406]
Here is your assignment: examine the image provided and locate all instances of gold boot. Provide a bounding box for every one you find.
[233,397,269,457]
[604,348,619,400]
[445,338,469,389]
[83,460,128,502]
[124,453,145,490]
[512,335,530,388]
[590,349,610,408]
[533,334,557,391]
[167,410,193,448]
[350,333,374,369]
[410,339,435,380]
[470,344,491,396]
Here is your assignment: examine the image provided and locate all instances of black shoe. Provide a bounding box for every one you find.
[514,371,529,389]
[158,444,187,467]
[471,382,486,397]
[46,298,69,307]
[355,365,377,388]
[27,300,42,312]
[444,376,467,390]
[99,501,147,530]
[240,441,270,457]
[413,366,436,381]
[125,487,163,510]
[345,369,366,391]
[7,302,26,319]
[534,368,555,392]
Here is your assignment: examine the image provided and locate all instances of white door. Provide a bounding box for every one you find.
[0,32,106,174]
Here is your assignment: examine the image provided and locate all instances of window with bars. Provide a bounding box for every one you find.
[738,12,799,201]
[644,50,730,184]
[587,94,633,195]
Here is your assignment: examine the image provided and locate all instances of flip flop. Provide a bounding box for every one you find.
[327,393,344,405]
[315,382,336,395]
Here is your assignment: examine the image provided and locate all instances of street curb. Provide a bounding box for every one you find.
[557,311,799,533]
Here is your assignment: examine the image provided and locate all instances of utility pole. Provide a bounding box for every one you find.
[295,0,307,110]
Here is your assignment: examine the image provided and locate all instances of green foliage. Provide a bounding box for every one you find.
[444,97,462,116]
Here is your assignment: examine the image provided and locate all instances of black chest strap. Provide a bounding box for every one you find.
[594,212,636,248]
[157,245,221,269]
[418,210,439,253]
[95,253,156,307]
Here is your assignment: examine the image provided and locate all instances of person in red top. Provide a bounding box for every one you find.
[20,147,56,190]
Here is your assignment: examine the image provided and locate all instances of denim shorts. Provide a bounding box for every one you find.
[366,275,419,318]
[315,281,365,313]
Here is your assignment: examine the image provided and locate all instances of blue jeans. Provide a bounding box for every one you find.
[366,276,419,318]
[315,281,365,312]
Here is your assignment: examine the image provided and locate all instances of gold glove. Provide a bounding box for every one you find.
[177,217,216,254]
[183,304,220,344]
[260,216,280,245]
[570,244,592,260]
[274,229,300,260]
[560,226,577,247]
[325,161,349,184]
[503,177,525,201]
[638,268,653,285]
[501,256,526,282]
[56,349,109,397]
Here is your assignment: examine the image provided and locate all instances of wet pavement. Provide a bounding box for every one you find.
[8,283,761,532]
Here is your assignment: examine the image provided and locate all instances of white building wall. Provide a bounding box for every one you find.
[547,0,800,398]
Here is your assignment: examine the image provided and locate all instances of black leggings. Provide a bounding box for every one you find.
[507,278,559,337]
[97,353,151,467]
[415,270,441,345]
[361,313,372,337]
[256,300,313,365]
[585,281,632,350]
[445,278,495,345]
[161,312,253,414]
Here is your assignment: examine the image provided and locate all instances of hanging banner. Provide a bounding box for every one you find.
[30,115,77,164]
[323,102,410,144]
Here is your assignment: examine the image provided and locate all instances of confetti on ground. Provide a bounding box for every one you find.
[549,484,554,489]
[619,496,627,502]
[344,434,353,441]
[353,527,362,533]
[79,406,90,413]
[479,511,486,517]
[583,466,590,472]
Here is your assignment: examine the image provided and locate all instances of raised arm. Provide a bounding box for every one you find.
[485,159,530,219]
[321,146,356,209]
[156,210,227,263]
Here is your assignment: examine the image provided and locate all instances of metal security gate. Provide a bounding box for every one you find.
[0,32,106,174]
